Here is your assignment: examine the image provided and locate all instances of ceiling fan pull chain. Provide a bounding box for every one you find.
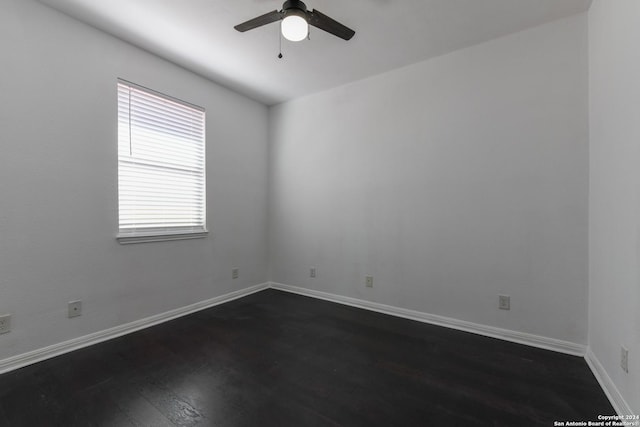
[278,21,284,59]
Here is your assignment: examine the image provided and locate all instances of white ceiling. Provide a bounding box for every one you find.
[37,0,591,105]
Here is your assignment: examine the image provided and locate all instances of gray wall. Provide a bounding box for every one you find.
[589,0,640,413]
[269,14,589,344]
[0,0,269,360]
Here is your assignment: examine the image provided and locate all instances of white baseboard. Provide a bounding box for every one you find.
[0,283,269,375]
[585,348,633,416]
[269,282,586,356]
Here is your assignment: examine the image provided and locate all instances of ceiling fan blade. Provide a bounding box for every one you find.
[307,9,355,40]
[234,10,282,32]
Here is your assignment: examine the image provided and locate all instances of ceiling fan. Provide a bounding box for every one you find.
[234,0,355,42]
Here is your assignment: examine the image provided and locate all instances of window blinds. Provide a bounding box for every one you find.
[117,80,206,238]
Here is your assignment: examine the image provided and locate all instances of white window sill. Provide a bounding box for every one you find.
[117,231,208,245]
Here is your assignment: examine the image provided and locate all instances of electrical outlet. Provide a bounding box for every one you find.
[232,268,239,280]
[68,300,82,318]
[0,314,11,334]
[498,295,510,310]
[310,267,316,278]
[365,275,373,288]
[621,346,629,373]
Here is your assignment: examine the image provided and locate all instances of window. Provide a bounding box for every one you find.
[117,80,206,243]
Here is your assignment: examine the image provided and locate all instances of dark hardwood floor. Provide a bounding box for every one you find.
[0,289,614,426]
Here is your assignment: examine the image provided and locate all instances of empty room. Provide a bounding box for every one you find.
[0,0,637,425]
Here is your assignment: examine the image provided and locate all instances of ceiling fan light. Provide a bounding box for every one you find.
[281,12,308,42]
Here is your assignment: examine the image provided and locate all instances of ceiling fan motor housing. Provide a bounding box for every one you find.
[282,0,307,15]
